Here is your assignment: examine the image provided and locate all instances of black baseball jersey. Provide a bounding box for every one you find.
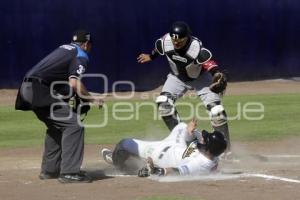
[153,33,217,82]
[26,43,89,83]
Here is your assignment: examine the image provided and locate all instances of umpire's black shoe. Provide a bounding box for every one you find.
[58,173,92,183]
[39,172,59,180]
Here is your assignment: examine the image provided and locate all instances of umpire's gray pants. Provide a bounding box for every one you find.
[33,104,84,175]
[162,72,221,106]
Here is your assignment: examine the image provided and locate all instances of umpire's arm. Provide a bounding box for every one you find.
[69,78,103,106]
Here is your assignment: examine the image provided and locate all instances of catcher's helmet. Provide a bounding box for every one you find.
[170,21,191,39]
[202,130,227,157]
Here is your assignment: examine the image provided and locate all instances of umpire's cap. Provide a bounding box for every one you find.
[72,30,92,43]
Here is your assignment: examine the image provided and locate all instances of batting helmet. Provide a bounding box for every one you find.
[169,21,191,39]
[201,130,227,157]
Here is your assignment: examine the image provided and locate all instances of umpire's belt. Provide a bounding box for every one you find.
[23,77,50,86]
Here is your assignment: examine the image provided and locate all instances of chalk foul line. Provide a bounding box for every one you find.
[152,173,300,184]
[243,173,300,184]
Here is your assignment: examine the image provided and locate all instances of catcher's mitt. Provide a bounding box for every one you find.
[209,72,227,94]
[137,157,166,177]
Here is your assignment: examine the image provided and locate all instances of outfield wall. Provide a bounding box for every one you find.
[1,0,299,91]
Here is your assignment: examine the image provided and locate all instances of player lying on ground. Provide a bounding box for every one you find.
[101,118,227,177]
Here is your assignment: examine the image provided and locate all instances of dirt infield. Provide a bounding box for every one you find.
[0,140,300,200]
[1,79,300,200]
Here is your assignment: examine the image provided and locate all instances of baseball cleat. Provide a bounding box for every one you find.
[101,148,113,165]
[39,172,59,180]
[58,172,92,183]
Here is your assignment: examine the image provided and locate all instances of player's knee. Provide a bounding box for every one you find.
[113,139,130,167]
[114,139,132,152]
[112,138,138,167]
[155,92,176,117]
[208,104,228,127]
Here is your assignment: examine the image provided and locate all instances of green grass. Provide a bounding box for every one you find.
[0,93,300,148]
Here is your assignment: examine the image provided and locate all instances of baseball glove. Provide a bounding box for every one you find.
[138,167,150,177]
[138,157,166,177]
[209,72,227,94]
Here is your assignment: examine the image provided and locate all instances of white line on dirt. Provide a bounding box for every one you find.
[263,154,300,158]
[106,174,136,177]
[244,173,300,183]
[154,173,300,184]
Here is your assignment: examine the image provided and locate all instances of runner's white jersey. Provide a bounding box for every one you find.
[177,148,218,175]
[135,123,218,175]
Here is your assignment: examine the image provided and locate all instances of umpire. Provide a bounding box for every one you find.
[15,30,102,183]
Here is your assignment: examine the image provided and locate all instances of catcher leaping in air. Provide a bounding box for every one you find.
[137,21,230,154]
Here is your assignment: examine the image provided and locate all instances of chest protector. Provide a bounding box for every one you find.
[156,34,202,79]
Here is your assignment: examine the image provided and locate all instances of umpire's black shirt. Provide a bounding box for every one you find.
[24,43,89,107]
[26,43,88,82]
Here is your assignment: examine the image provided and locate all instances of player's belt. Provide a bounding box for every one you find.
[23,77,50,86]
[158,146,171,159]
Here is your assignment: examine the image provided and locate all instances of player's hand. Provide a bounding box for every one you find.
[137,54,152,64]
[187,117,198,135]
[146,157,166,176]
[138,157,153,177]
[92,98,104,109]
[146,157,154,171]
